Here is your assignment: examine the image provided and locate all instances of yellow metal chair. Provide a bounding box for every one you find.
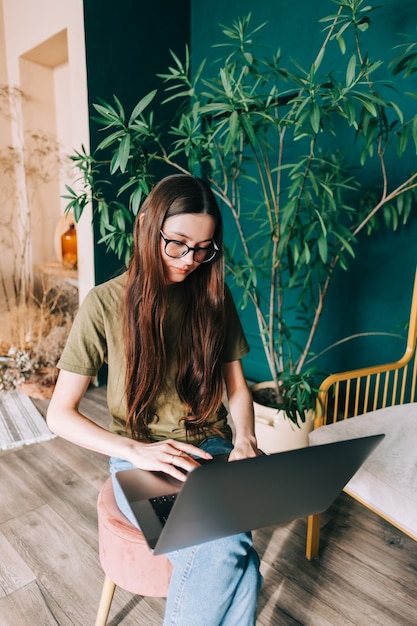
[306,268,417,560]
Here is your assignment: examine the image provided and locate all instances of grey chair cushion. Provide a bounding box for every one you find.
[309,403,417,539]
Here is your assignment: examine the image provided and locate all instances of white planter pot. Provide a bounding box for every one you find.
[252,381,314,454]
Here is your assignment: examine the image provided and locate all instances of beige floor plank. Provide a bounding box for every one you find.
[0,444,105,551]
[0,452,46,525]
[257,559,354,626]
[0,581,74,626]
[1,503,108,626]
[106,594,166,625]
[45,436,110,490]
[0,531,35,598]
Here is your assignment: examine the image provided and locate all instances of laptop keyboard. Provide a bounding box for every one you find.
[149,493,178,525]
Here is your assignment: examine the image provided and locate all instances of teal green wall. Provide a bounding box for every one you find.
[191,0,417,381]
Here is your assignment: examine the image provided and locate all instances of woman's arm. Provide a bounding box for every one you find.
[222,360,260,461]
[46,369,211,480]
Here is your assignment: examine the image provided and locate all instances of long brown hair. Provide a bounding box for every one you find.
[123,174,225,441]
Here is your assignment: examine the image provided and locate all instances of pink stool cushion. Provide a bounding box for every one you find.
[97,477,173,596]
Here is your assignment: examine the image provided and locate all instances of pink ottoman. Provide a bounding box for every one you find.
[95,477,173,625]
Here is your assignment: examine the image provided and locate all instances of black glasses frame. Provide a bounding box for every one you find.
[160,231,219,264]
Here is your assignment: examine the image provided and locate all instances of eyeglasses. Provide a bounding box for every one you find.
[160,231,219,264]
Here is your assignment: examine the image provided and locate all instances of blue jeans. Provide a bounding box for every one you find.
[110,438,262,626]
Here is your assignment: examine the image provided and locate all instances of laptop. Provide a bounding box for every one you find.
[115,434,384,555]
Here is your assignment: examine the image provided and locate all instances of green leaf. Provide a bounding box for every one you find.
[310,102,321,134]
[402,193,413,223]
[389,100,404,124]
[357,16,370,32]
[93,102,123,125]
[317,234,327,263]
[396,193,404,214]
[240,113,257,146]
[337,35,346,55]
[313,47,325,71]
[333,232,356,257]
[397,127,408,157]
[129,185,144,216]
[412,115,417,153]
[229,110,240,140]
[96,130,126,152]
[304,242,311,264]
[116,134,131,173]
[128,90,157,126]
[219,68,233,98]
[314,209,327,236]
[353,94,378,117]
[346,54,356,88]
[343,99,357,127]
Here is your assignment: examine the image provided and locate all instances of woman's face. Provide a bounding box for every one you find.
[160,213,216,284]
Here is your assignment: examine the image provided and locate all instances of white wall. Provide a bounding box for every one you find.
[0,0,94,305]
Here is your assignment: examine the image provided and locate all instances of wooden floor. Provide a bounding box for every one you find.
[1,385,416,626]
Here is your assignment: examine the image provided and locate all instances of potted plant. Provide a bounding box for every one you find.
[65,0,417,450]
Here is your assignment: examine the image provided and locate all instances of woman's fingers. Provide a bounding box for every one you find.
[170,440,212,461]
[164,446,204,476]
[129,439,212,481]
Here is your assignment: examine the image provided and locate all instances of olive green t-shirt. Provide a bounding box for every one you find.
[57,273,249,444]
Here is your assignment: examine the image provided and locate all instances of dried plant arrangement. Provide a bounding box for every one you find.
[0,85,75,397]
[0,277,78,395]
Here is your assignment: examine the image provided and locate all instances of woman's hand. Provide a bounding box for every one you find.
[223,360,261,462]
[124,438,212,482]
[228,436,261,461]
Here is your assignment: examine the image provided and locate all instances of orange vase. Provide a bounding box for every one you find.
[61,223,78,270]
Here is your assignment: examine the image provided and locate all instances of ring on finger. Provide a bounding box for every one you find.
[170,454,175,465]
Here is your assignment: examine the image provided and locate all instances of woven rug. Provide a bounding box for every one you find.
[0,390,55,451]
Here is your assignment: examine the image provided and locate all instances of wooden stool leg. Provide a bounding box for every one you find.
[95,575,116,626]
[306,513,321,560]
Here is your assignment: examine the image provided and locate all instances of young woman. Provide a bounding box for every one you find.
[47,174,262,625]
